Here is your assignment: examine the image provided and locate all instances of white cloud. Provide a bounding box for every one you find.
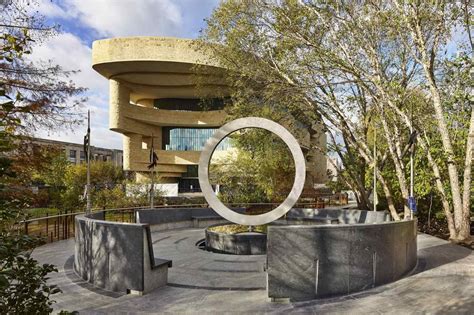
[34,96,123,150]
[34,0,70,19]
[28,31,121,149]
[30,0,216,150]
[40,0,183,38]
[29,32,107,94]
[75,0,182,37]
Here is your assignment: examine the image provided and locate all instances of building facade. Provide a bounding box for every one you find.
[92,37,326,193]
[31,138,123,167]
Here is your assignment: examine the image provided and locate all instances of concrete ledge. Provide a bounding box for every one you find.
[266,219,417,301]
[74,212,172,294]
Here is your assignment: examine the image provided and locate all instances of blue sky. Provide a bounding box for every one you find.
[33,0,220,149]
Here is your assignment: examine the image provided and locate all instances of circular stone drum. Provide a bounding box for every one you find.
[205,224,267,255]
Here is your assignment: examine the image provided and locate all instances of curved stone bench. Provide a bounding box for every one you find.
[266,219,417,301]
[285,208,391,224]
[135,207,245,230]
[74,211,172,295]
[135,207,389,229]
[74,207,415,299]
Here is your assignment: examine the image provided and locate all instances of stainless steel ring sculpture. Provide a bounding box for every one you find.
[198,117,306,225]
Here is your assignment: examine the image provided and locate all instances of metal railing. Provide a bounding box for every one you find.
[22,198,349,244]
[22,207,141,243]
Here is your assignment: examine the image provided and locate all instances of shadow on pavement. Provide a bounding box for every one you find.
[413,242,472,274]
[63,255,123,298]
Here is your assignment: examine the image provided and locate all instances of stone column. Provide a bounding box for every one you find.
[123,133,142,171]
[109,79,130,132]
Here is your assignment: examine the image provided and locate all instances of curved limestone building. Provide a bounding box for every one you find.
[92,37,326,194]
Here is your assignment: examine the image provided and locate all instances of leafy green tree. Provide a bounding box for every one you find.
[61,161,126,210]
[0,0,85,312]
[199,0,473,242]
[37,153,70,209]
[0,220,60,314]
[210,128,295,204]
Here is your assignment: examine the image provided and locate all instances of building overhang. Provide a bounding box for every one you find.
[92,36,228,101]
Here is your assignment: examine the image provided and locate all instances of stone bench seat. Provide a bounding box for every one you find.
[191,215,224,228]
[75,212,173,295]
[304,216,339,224]
[191,215,221,220]
[287,216,339,224]
[153,258,172,269]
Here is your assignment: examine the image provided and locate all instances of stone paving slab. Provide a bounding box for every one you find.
[152,228,266,290]
[32,230,474,314]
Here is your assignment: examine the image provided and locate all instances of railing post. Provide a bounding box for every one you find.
[61,215,63,240]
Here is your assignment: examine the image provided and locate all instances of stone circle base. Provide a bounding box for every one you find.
[205,224,267,255]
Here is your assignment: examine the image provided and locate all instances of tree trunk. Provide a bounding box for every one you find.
[357,157,371,210]
[380,115,411,218]
[377,171,401,221]
[426,79,464,227]
[458,107,474,242]
[410,16,466,239]
[418,136,458,239]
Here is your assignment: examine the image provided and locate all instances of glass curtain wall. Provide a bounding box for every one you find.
[163,127,231,151]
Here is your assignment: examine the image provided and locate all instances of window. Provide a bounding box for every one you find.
[182,165,198,178]
[154,98,227,111]
[162,127,231,151]
[178,178,201,193]
[69,150,76,158]
[80,151,85,159]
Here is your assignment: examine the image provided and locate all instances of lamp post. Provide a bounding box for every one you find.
[84,110,91,214]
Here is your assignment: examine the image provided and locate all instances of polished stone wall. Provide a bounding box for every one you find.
[74,212,170,294]
[205,224,267,255]
[135,207,247,226]
[286,208,391,223]
[75,207,416,298]
[266,219,417,301]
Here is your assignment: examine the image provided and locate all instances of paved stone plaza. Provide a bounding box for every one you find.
[33,229,474,314]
